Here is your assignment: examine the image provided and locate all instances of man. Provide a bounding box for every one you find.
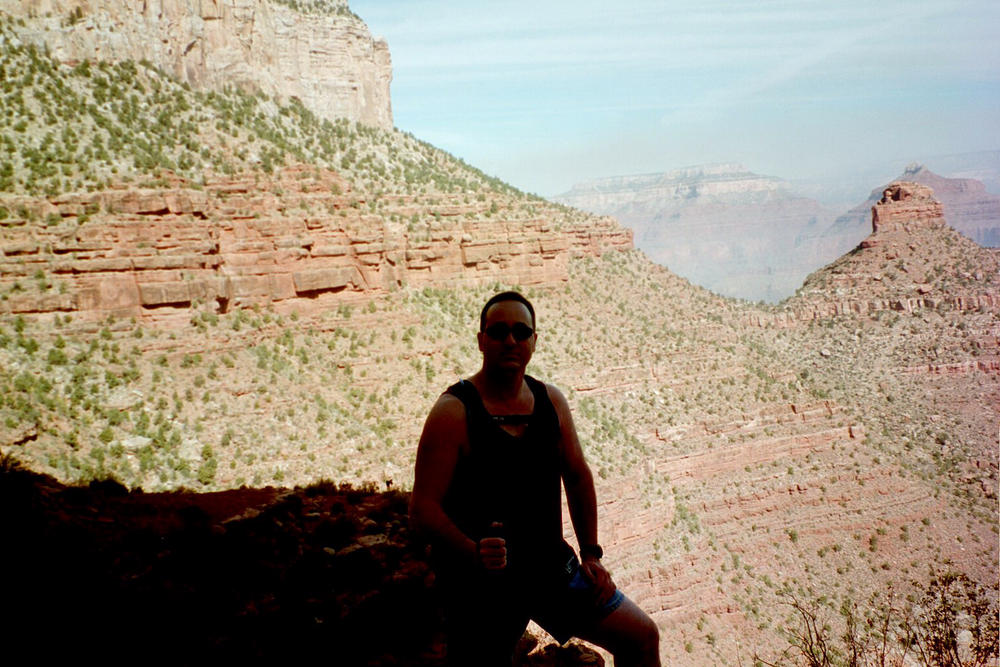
[410,291,660,666]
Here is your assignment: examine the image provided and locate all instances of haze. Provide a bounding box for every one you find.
[352,0,1000,200]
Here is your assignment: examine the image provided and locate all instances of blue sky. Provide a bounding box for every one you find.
[351,0,1000,198]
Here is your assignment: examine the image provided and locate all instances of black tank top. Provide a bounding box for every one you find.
[440,375,572,582]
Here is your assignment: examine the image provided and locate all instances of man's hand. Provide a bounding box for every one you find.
[477,521,507,570]
[580,557,616,606]
[477,536,507,570]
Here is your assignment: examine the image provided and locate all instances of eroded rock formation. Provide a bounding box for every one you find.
[867,182,944,239]
[1,0,393,129]
[0,167,631,325]
[813,165,1000,258]
[761,181,1000,324]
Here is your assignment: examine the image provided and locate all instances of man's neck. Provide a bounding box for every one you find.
[474,366,526,404]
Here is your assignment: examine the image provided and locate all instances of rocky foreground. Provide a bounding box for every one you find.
[0,459,608,665]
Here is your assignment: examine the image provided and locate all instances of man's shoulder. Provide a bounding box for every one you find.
[420,392,468,451]
[528,376,568,408]
[428,390,467,421]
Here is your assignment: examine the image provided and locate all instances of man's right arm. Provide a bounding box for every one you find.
[409,394,479,564]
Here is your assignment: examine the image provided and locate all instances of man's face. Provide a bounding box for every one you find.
[478,300,536,372]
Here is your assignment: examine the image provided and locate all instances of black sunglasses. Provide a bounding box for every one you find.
[483,322,535,342]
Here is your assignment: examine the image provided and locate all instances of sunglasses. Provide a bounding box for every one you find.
[483,322,535,342]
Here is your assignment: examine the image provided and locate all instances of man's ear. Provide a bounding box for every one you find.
[477,330,486,352]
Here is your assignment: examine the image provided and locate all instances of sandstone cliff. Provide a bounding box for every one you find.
[0,166,630,326]
[1,0,393,129]
[0,18,629,326]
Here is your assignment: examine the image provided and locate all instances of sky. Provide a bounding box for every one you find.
[350,0,1000,199]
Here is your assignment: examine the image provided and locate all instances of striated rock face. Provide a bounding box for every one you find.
[0,167,631,325]
[868,182,944,238]
[0,0,393,129]
[555,164,836,303]
[556,163,787,211]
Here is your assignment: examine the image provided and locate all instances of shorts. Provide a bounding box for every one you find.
[533,560,625,644]
[439,554,627,666]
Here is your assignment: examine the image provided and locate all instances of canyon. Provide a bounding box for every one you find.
[558,162,1000,305]
[0,3,997,664]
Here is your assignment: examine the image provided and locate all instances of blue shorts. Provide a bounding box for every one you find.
[532,560,625,643]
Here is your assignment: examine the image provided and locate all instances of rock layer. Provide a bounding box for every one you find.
[1,0,393,129]
[0,167,631,325]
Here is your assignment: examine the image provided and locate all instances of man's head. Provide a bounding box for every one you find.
[477,291,536,372]
[479,291,535,332]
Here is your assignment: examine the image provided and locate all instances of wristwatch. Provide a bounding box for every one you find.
[580,544,604,560]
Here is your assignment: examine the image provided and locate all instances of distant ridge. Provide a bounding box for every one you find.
[555,163,834,303]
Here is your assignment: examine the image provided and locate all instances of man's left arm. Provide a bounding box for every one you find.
[548,384,616,605]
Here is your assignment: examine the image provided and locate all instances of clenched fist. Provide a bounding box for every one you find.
[477,521,507,570]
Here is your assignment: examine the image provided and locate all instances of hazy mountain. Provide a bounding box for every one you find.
[555,164,838,303]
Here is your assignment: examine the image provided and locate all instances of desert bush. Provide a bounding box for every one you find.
[757,573,998,667]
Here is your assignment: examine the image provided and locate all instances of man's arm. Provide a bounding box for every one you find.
[547,384,616,603]
[409,394,507,569]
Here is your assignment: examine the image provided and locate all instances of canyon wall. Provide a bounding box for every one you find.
[0,167,632,326]
[0,0,393,130]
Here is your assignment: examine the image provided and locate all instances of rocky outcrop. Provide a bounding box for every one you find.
[866,182,944,239]
[813,165,1000,256]
[0,167,631,325]
[1,0,393,129]
[555,164,836,303]
[753,182,1000,325]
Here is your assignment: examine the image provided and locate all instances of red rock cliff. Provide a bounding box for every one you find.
[0,168,632,325]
